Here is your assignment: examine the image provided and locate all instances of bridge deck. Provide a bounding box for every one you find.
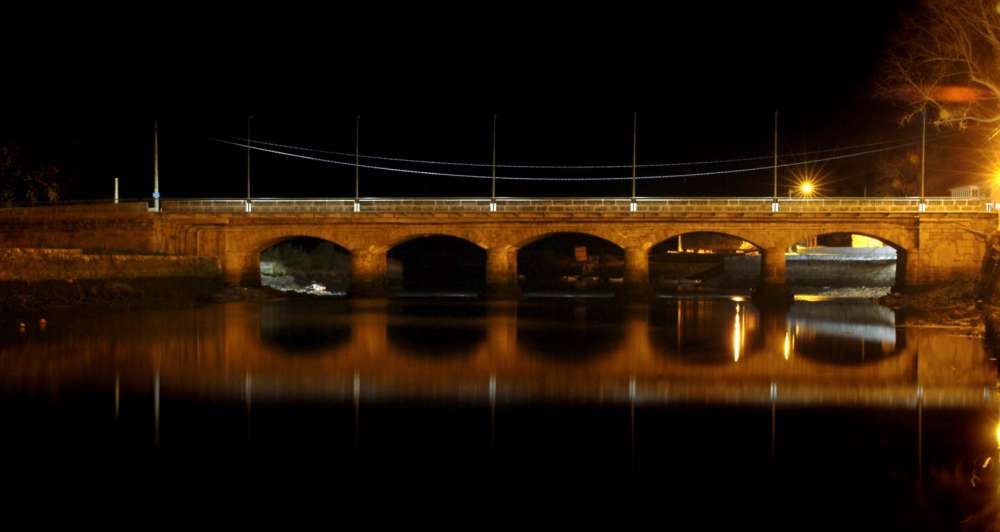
[157,197,995,214]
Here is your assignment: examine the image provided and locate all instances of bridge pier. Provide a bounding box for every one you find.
[350,246,388,298]
[895,249,914,293]
[757,246,790,302]
[622,246,652,300]
[485,246,520,299]
[223,252,260,287]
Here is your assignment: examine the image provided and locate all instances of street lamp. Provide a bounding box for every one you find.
[789,167,821,197]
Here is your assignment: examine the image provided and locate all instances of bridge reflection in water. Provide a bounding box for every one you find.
[0,298,993,410]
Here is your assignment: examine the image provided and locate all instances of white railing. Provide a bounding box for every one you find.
[153,196,996,214]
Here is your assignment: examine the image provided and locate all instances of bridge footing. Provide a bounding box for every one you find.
[617,286,653,303]
[753,284,792,307]
[483,287,521,301]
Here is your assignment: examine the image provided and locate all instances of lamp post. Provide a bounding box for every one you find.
[630,112,638,212]
[772,111,779,212]
[919,106,927,212]
[354,115,360,212]
[246,116,253,213]
[491,114,497,212]
[152,120,160,212]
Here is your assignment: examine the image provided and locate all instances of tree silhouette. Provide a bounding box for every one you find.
[0,145,65,206]
[880,0,1000,132]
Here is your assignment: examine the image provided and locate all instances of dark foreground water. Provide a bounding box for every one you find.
[1,295,998,526]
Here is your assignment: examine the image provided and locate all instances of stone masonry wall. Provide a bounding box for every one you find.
[0,248,221,282]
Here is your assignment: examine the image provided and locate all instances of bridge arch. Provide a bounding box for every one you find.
[257,236,352,294]
[516,232,626,294]
[514,229,627,250]
[386,232,488,251]
[647,231,763,291]
[253,233,354,257]
[786,230,908,291]
[386,234,487,295]
[648,231,765,253]
[784,227,913,254]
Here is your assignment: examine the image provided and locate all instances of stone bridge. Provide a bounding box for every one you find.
[0,197,995,298]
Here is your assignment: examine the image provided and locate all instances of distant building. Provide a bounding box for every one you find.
[949,185,981,198]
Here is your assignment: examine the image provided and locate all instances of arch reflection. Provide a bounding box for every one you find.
[649,298,763,364]
[516,300,625,360]
[385,300,488,358]
[785,300,899,365]
[386,322,486,358]
[259,301,352,356]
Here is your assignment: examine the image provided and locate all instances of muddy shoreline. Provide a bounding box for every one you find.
[877,282,1000,362]
[0,279,298,326]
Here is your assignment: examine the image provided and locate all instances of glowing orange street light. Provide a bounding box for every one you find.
[799,181,815,197]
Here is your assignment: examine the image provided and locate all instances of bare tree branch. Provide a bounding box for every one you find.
[880,0,1000,134]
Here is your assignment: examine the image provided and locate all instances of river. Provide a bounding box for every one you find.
[1,295,997,526]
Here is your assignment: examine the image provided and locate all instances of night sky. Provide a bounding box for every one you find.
[4,1,984,201]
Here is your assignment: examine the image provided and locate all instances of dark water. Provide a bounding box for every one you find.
[1,295,998,526]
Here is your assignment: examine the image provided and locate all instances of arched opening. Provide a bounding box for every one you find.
[785,300,900,365]
[786,233,902,296]
[259,237,351,295]
[649,232,761,293]
[648,298,763,364]
[517,233,624,296]
[387,236,486,296]
[259,300,352,355]
[517,300,626,360]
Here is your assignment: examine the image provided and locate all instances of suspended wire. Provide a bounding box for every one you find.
[213,138,924,181]
[227,133,946,169]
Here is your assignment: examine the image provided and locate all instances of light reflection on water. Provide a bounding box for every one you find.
[1,296,999,522]
[0,297,992,408]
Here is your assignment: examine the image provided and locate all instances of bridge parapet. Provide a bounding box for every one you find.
[156,197,995,214]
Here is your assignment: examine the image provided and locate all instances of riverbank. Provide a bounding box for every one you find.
[0,248,226,324]
[878,282,988,341]
[0,281,325,328]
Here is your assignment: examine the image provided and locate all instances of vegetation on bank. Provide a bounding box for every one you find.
[260,240,350,293]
